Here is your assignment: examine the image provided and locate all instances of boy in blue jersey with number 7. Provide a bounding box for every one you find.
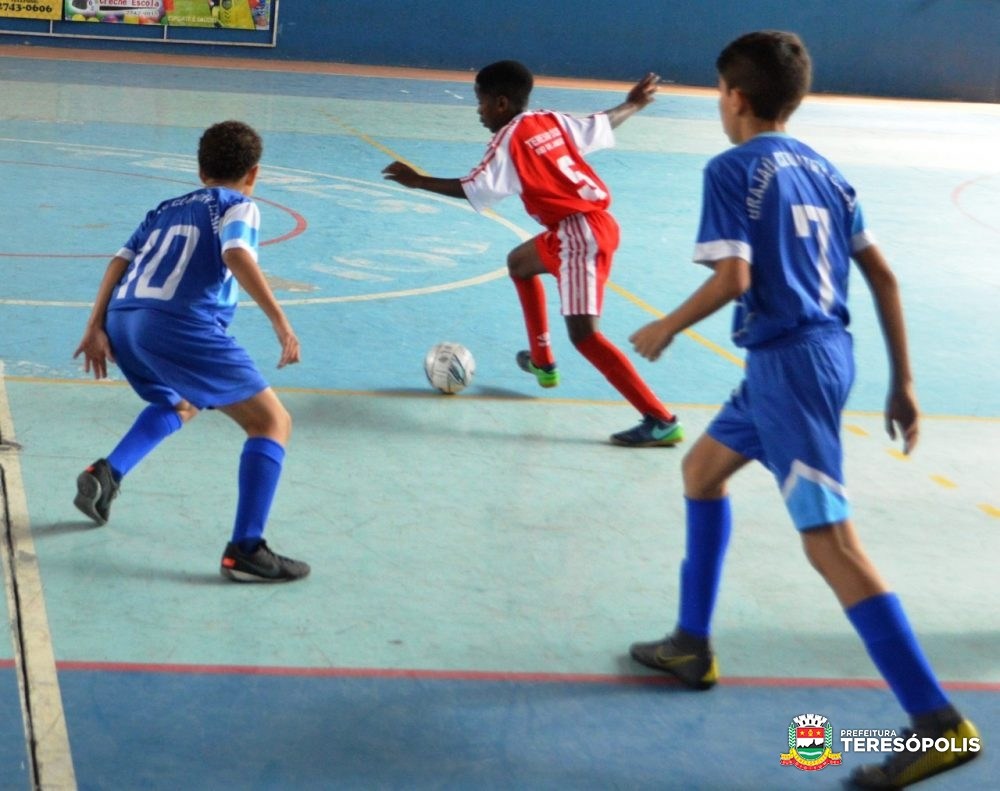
[73,120,309,583]
[627,32,980,788]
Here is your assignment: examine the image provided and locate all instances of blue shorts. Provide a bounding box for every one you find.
[707,327,855,531]
[106,308,269,410]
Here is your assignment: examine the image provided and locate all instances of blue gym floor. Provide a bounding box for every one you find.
[0,45,997,790]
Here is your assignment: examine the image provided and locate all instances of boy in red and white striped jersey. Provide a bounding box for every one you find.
[383,60,681,447]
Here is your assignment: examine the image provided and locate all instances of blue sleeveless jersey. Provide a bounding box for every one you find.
[693,133,874,349]
[109,187,260,327]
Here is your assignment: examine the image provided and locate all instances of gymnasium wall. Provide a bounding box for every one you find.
[3,0,999,101]
[279,0,1000,102]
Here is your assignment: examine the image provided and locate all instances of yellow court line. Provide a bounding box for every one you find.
[327,110,746,372]
[323,113,412,166]
[323,109,533,239]
[605,282,745,368]
[322,110,1000,542]
[4,377,1000,424]
[1,375,723,411]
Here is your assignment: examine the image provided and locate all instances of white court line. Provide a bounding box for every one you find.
[0,136,526,309]
[0,266,511,309]
[0,361,77,790]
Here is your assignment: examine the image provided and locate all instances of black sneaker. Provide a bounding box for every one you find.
[74,458,119,526]
[848,717,981,789]
[220,540,310,583]
[628,631,718,690]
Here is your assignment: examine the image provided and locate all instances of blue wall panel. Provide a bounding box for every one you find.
[277,0,1000,101]
[2,1,998,101]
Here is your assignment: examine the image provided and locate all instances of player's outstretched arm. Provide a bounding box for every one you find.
[223,248,301,369]
[604,72,660,128]
[73,255,129,379]
[382,162,467,200]
[631,257,749,361]
[853,244,919,453]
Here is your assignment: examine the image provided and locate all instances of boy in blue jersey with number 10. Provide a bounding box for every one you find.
[73,120,309,583]
[627,32,980,788]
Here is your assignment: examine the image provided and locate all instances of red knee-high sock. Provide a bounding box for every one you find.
[511,275,555,367]
[575,332,674,420]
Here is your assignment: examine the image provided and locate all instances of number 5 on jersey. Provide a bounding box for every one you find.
[557,155,608,202]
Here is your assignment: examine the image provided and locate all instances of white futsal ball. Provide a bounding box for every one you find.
[424,342,476,394]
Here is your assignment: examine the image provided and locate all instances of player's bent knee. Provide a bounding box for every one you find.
[268,396,293,440]
[507,257,531,280]
[277,404,292,442]
[566,319,597,347]
[507,238,545,279]
[220,388,291,443]
[255,402,291,444]
[681,452,724,499]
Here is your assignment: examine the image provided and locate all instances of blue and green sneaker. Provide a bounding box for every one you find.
[611,414,684,447]
[516,350,559,388]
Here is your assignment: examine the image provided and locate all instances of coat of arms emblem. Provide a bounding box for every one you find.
[780,713,843,771]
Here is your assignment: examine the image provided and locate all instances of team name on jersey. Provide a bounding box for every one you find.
[746,151,855,220]
[523,126,566,156]
[164,191,221,231]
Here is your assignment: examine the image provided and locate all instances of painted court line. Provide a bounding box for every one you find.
[50,659,1000,693]
[308,66,1000,526]
[6,377,996,520]
[0,362,77,790]
[321,105,748,372]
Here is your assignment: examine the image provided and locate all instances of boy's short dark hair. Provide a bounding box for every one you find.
[475,60,534,111]
[198,120,263,182]
[716,31,812,122]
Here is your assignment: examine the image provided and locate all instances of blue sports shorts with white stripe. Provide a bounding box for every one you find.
[707,326,855,530]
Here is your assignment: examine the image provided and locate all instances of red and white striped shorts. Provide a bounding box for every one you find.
[534,210,620,316]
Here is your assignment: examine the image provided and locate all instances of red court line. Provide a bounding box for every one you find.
[951,174,1000,235]
[0,159,307,257]
[52,660,1000,692]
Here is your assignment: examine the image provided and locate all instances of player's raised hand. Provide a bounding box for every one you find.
[626,72,660,109]
[606,73,661,128]
[885,382,919,454]
[73,327,115,379]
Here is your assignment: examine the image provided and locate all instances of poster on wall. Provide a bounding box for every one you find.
[62,0,273,29]
[0,0,62,20]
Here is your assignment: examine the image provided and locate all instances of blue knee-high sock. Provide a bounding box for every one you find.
[846,593,950,717]
[231,437,285,552]
[106,404,183,480]
[677,496,733,638]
